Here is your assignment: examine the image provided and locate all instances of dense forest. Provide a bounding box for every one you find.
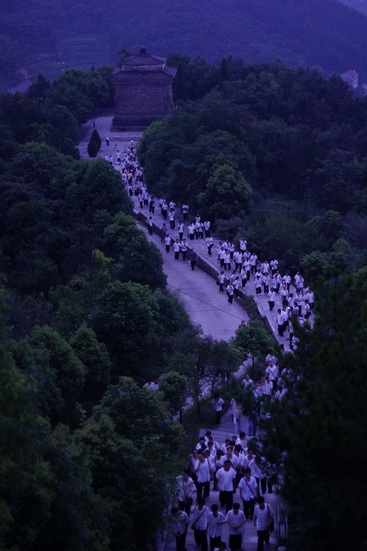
[2,0,367,88]
[139,56,367,281]
[0,68,242,550]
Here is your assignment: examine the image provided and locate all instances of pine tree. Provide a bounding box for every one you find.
[263,270,367,551]
[87,128,101,158]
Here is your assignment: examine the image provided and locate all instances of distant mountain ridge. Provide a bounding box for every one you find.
[339,0,367,15]
[1,0,367,83]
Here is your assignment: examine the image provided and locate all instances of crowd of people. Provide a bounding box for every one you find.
[111,140,312,550]
[167,340,296,551]
[115,139,314,351]
[171,424,275,551]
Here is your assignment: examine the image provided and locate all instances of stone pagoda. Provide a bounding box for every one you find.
[111,47,177,131]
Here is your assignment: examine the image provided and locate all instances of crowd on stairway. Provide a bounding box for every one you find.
[143,346,289,551]
[171,417,276,551]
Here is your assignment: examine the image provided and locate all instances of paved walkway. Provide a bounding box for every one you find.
[79,116,249,341]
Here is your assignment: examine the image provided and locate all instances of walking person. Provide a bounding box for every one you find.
[170,506,189,551]
[182,203,189,222]
[238,467,258,520]
[147,216,153,235]
[190,499,209,551]
[253,496,274,551]
[225,503,246,551]
[206,236,214,256]
[211,394,224,426]
[227,283,234,304]
[216,460,236,512]
[195,454,212,501]
[268,288,276,311]
[208,504,225,551]
[173,239,180,260]
[165,235,172,253]
[178,221,184,241]
[218,271,226,293]
[177,471,196,515]
[180,240,188,261]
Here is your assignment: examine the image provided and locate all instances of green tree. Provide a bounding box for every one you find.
[103,212,166,289]
[198,164,252,221]
[0,344,53,551]
[233,320,276,376]
[76,413,168,550]
[13,326,86,426]
[159,371,188,422]
[92,281,163,380]
[263,271,367,551]
[66,159,132,220]
[96,376,184,463]
[70,324,112,408]
[87,128,102,157]
[45,69,110,123]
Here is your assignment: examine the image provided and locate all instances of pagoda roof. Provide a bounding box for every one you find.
[122,47,165,66]
[113,47,176,76]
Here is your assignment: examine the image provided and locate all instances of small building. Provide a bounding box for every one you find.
[111,47,177,131]
[340,69,359,89]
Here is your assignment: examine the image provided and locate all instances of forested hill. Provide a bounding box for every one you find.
[2,0,367,86]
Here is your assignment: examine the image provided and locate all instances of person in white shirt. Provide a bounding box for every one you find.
[173,239,180,260]
[206,236,214,255]
[250,253,258,274]
[217,271,226,293]
[268,288,276,311]
[208,504,226,551]
[238,467,258,519]
[253,496,274,551]
[270,258,278,275]
[204,220,211,237]
[176,471,197,515]
[282,272,291,291]
[241,373,254,391]
[265,361,279,392]
[235,431,248,449]
[225,502,246,551]
[190,499,209,550]
[216,459,236,512]
[164,234,171,253]
[211,394,224,426]
[230,398,243,434]
[195,454,212,501]
[170,506,189,551]
[239,237,247,252]
[261,376,273,397]
[276,308,285,337]
[213,450,225,490]
[178,221,184,240]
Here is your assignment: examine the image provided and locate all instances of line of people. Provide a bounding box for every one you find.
[117,142,315,349]
[171,428,275,551]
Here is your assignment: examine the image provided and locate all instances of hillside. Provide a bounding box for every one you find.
[2,0,367,87]
[339,0,367,15]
